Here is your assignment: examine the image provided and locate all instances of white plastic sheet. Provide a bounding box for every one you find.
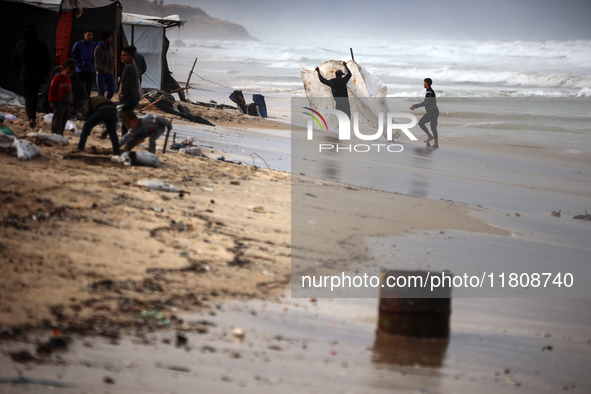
[122,24,164,90]
[301,60,387,130]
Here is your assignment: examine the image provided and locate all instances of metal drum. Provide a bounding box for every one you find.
[378,270,452,338]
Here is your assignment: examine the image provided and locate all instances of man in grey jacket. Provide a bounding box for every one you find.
[120,111,172,153]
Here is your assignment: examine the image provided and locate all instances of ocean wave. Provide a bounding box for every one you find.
[576,88,591,97]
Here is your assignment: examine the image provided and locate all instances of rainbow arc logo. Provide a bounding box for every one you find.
[302,107,328,131]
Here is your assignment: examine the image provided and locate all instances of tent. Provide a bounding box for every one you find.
[0,0,120,97]
[122,13,185,90]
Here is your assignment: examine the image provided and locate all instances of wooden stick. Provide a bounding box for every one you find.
[139,96,165,113]
[169,86,191,93]
[162,124,172,154]
[186,58,198,90]
[350,48,355,61]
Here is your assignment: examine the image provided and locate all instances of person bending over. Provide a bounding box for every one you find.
[120,111,172,154]
[77,96,120,156]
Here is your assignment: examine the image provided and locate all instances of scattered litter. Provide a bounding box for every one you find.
[141,310,171,326]
[202,187,214,192]
[176,333,188,347]
[515,212,521,217]
[230,180,240,186]
[573,210,590,221]
[252,206,266,213]
[180,146,203,156]
[1,113,18,121]
[13,139,40,160]
[137,179,178,192]
[144,90,214,126]
[103,376,115,385]
[505,378,522,387]
[0,126,15,136]
[0,376,72,388]
[43,113,53,124]
[542,345,553,351]
[27,132,69,146]
[232,327,245,339]
[170,138,195,151]
[551,210,561,217]
[155,362,191,373]
[65,120,79,135]
[114,151,160,167]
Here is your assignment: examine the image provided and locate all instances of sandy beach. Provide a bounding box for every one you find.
[1,83,590,393]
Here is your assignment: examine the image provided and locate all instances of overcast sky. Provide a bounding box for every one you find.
[168,0,591,42]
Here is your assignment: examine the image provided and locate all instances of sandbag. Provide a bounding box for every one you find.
[26,132,69,146]
[13,139,40,160]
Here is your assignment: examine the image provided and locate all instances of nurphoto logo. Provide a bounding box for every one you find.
[303,107,419,153]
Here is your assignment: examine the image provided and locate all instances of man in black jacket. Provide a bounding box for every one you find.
[13,22,52,129]
[316,61,352,117]
[411,78,440,149]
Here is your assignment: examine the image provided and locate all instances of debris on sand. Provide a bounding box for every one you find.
[573,210,590,221]
[144,91,215,126]
[137,179,178,192]
[551,209,561,217]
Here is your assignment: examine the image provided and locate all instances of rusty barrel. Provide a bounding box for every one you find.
[378,270,451,339]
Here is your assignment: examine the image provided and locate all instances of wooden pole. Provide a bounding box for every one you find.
[162,124,172,154]
[350,48,355,61]
[139,96,165,113]
[186,58,198,90]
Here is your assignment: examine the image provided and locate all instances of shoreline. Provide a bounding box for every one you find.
[1,92,590,392]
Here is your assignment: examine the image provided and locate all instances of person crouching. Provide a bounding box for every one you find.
[120,111,172,154]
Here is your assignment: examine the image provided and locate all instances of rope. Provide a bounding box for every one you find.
[250,153,271,170]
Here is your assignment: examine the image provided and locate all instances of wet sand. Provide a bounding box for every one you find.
[1,295,589,393]
[1,91,591,392]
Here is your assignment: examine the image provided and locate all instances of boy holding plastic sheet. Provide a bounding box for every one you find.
[48,60,75,135]
[120,111,172,154]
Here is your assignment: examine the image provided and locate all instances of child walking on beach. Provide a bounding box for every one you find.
[120,111,172,153]
[48,60,75,135]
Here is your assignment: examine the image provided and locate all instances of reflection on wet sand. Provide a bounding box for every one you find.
[372,330,449,367]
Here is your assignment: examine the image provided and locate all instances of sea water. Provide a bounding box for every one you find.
[167,37,591,153]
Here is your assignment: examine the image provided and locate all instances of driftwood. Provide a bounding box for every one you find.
[144,91,215,127]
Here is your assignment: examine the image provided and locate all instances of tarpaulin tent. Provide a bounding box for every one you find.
[301,60,387,131]
[122,13,185,90]
[0,0,120,98]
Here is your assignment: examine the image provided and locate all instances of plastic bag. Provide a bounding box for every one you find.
[115,151,160,167]
[26,132,69,146]
[65,121,79,135]
[13,139,40,160]
[137,179,178,192]
[180,146,203,157]
[1,113,18,121]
